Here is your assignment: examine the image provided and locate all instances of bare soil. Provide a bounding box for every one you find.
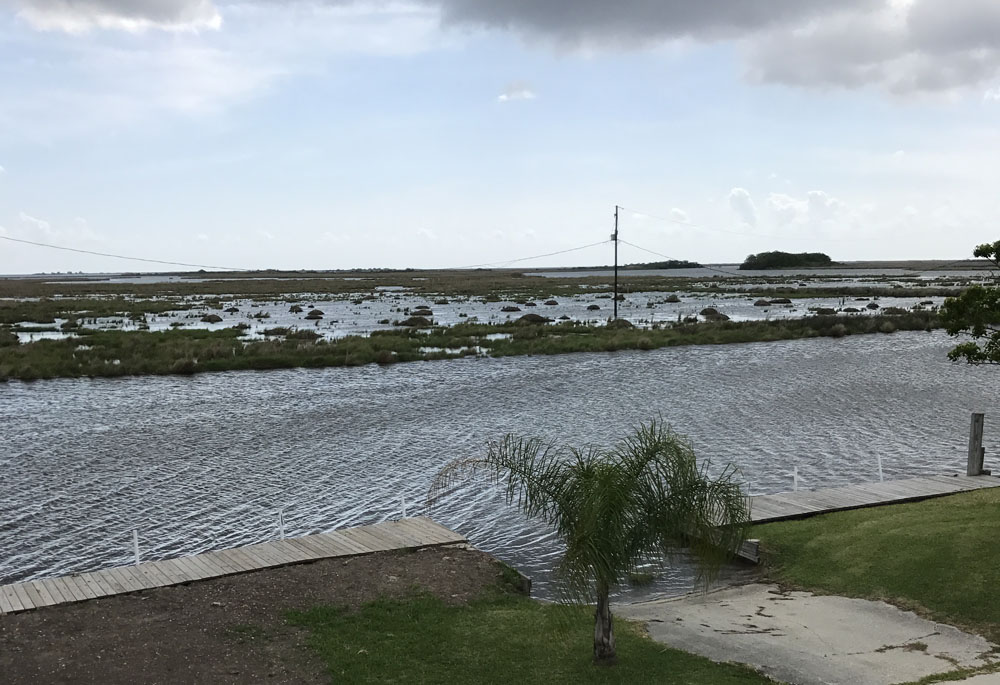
[0,545,509,684]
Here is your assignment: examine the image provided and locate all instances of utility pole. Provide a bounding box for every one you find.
[612,205,619,320]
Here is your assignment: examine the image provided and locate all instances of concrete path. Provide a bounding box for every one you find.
[617,583,997,685]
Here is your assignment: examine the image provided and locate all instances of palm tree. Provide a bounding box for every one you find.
[430,419,750,664]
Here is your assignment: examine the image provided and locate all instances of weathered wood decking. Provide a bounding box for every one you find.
[750,473,1000,524]
[0,516,465,616]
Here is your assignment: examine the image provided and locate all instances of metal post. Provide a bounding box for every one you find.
[132,529,140,566]
[401,496,407,518]
[277,509,285,539]
[793,465,798,491]
[968,413,985,476]
[877,454,884,482]
[613,206,619,320]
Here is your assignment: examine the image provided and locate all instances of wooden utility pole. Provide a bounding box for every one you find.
[613,206,619,320]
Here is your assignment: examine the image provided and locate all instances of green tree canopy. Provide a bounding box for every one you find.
[739,251,833,270]
[941,241,1000,364]
[430,420,750,664]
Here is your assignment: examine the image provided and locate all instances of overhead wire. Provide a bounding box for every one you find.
[617,238,752,279]
[451,239,611,269]
[1,234,249,271]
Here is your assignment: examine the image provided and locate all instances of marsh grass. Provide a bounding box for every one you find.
[0,267,975,304]
[0,297,191,325]
[0,312,938,381]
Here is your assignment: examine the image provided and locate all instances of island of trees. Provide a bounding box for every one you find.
[739,251,834,270]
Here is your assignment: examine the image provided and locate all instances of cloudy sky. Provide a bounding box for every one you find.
[2,0,1000,273]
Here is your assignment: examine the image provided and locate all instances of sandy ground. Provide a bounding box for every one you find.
[617,582,997,685]
[0,545,507,685]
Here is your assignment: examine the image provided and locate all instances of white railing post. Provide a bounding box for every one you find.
[132,529,140,566]
[277,509,285,539]
[401,496,407,518]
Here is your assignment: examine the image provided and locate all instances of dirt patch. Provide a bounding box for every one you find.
[0,545,508,685]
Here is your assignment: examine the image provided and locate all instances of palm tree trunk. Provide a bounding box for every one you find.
[593,581,616,664]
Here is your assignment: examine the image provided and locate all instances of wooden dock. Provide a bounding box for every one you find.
[749,474,1000,524]
[726,474,1000,563]
[0,516,465,616]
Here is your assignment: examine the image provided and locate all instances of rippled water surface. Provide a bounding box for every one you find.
[3,331,998,600]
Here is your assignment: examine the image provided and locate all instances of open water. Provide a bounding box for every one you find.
[2,331,997,600]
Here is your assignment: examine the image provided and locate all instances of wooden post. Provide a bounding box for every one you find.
[968,413,985,476]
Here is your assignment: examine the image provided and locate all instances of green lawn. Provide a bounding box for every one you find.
[288,592,772,684]
[755,488,1000,643]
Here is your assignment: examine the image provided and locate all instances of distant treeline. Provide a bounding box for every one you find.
[739,251,834,270]
[624,260,701,270]
[558,260,701,272]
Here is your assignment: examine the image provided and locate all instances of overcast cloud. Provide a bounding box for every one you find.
[13,0,1000,93]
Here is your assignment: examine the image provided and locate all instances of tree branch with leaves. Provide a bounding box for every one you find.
[941,241,1000,364]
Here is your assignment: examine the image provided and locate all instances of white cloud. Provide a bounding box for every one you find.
[767,193,807,226]
[196,232,209,241]
[728,187,757,227]
[669,208,688,223]
[18,211,53,237]
[14,0,222,33]
[0,164,6,174]
[17,211,105,244]
[766,190,848,231]
[497,82,536,102]
[256,228,274,240]
[985,86,1000,101]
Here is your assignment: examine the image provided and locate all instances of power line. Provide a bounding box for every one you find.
[1,234,249,271]
[452,239,611,269]
[618,238,752,279]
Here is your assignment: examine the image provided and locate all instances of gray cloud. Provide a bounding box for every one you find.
[434,0,879,45]
[745,0,1000,94]
[13,0,1000,94]
[436,0,1000,94]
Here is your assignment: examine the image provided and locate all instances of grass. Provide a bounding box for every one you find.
[0,267,976,303]
[754,488,1000,644]
[286,592,772,684]
[0,296,191,324]
[0,312,939,381]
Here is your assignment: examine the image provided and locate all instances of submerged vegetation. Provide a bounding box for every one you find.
[0,311,939,381]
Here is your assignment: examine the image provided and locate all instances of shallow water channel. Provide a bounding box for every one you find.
[2,331,998,601]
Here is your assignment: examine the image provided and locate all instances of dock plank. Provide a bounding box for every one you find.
[11,583,35,611]
[751,474,1000,524]
[0,587,15,614]
[2,584,26,612]
[0,516,489,614]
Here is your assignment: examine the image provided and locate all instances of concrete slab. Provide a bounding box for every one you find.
[616,583,997,685]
